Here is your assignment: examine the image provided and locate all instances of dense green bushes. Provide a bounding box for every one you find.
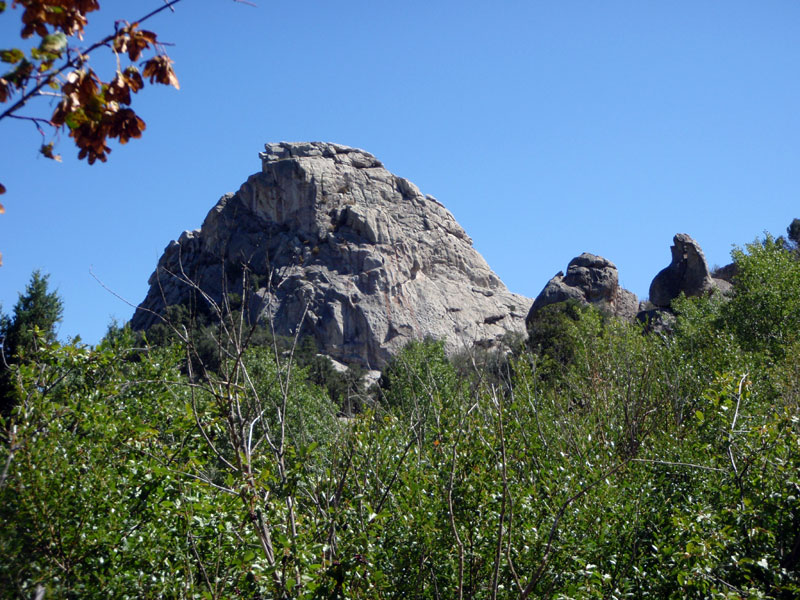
[722,235,800,360]
[1,233,799,598]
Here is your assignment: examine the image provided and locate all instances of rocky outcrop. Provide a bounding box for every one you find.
[711,263,737,286]
[635,308,677,335]
[131,142,530,369]
[649,233,730,307]
[526,253,639,323]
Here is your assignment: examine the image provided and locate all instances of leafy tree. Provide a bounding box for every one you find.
[0,335,254,598]
[526,298,605,380]
[721,234,800,360]
[0,0,245,265]
[788,218,800,248]
[379,337,459,421]
[786,217,800,258]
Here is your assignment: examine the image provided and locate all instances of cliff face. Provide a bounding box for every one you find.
[131,142,530,368]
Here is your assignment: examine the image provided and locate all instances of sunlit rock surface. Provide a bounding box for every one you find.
[131,142,530,368]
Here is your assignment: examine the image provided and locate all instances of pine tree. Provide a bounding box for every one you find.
[787,218,800,253]
[2,271,63,359]
[1,270,63,415]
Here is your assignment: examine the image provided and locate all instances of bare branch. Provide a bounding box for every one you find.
[727,373,748,477]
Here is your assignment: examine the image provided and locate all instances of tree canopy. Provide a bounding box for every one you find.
[1,269,63,357]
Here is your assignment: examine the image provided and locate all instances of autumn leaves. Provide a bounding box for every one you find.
[0,1,183,188]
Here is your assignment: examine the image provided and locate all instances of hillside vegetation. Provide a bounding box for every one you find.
[1,233,799,599]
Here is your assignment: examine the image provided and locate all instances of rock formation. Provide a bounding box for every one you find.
[649,233,731,307]
[131,142,530,369]
[526,253,639,323]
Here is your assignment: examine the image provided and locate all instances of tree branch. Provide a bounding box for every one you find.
[0,0,184,123]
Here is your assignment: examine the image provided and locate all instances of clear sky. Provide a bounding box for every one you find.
[1,1,798,344]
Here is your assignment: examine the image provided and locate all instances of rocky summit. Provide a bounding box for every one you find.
[131,142,530,369]
[527,253,640,323]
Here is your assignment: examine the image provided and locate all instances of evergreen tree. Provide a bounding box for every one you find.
[1,270,63,415]
[1,271,63,360]
[787,217,800,252]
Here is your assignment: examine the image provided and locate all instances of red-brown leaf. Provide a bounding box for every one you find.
[109,107,145,144]
[142,55,179,89]
[113,24,158,62]
[123,66,144,93]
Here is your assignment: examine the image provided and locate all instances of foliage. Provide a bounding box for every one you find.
[1,269,63,358]
[0,335,215,598]
[1,230,800,597]
[137,294,367,416]
[526,299,604,378]
[0,0,206,266]
[721,235,800,360]
[379,337,460,423]
[787,218,800,249]
[300,344,367,416]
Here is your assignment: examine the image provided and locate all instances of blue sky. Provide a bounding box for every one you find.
[1,1,798,344]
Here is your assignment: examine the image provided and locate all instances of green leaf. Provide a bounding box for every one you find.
[39,33,67,56]
[0,49,24,64]
[695,410,704,423]
[64,111,84,130]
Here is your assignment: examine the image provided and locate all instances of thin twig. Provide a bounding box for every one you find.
[727,373,748,477]
[630,458,725,473]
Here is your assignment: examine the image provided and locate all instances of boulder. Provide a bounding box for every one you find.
[131,142,530,369]
[710,263,736,296]
[636,308,677,335]
[527,253,639,323]
[649,233,728,307]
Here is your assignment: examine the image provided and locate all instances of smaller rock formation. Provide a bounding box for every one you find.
[635,308,677,335]
[649,234,730,307]
[711,263,737,287]
[527,253,639,323]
